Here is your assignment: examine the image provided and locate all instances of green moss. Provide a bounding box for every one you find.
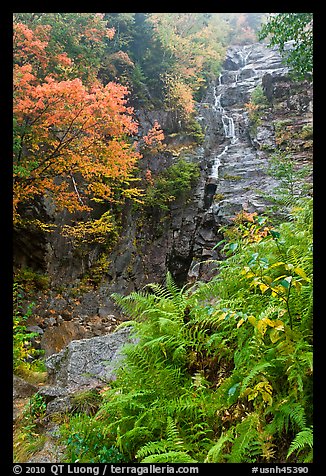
[222,173,242,181]
[214,193,225,202]
[299,124,313,140]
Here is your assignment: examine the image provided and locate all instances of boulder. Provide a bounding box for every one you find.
[40,320,91,357]
[44,326,133,393]
[13,375,39,398]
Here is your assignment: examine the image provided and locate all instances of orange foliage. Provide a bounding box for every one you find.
[231,211,271,243]
[13,21,141,221]
[145,169,154,185]
[143,121,165,147]
[14,22,51,71]
[244,102,259,112]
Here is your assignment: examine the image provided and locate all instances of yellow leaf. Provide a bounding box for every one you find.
[270,328,282,343]
[237,318,245,328]
[257,319,268,335]
[248,315,256,326]
[269,261,285,268]
[259,283,269,293]
[294,267,310,282]
[292,280,302,292]
[273,319,285,331]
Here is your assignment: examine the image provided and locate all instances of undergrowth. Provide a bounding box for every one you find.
[59,198,313,463]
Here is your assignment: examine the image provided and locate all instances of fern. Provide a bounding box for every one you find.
[240,362,273,394]
[136,417,194,463]
[227,413,261,463]
[205,431,234,462]
[287,426,313,461]
[117,426,152,456]
[165,417,185,449]
[136,440,171,460]
[265,401,307,436]
[141,451,198,463]
[60,200,313,463]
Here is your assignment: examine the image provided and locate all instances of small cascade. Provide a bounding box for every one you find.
[211,145,229,180]
[213,88,237,143]
[238,46,252,67]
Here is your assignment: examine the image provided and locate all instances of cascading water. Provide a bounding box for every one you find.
[186,41,294,281]
[206,45,255,186]
[213,90,236,144]
[200,43,283,212]
[238,45,252,67]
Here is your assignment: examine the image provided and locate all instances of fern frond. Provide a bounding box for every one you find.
[266,401,307,435]
[240,362,273,394]
[205,431,234,463]
[166,417,185,448]
[287,426,313,460]
[111,291,156,320]
[117,425,152,454]
[227,413,261,463]
[136,440,171,460]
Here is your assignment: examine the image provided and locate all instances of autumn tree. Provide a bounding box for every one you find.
[163,74,195,130]
[147,13,228,87]
[258,13,313,80]
[13,19,142,225]
[145,14,229,123]
[13,13,115,84]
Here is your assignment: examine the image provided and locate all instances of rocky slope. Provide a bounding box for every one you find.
[14,41,312,357]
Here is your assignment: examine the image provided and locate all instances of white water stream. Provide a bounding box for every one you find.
[208,45,253,180]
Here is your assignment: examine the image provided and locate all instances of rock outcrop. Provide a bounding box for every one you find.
[41,326,132,398]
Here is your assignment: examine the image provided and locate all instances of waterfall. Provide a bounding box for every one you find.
[186,41,295,282]
[238,46,252,67]
[213,88,237,144]
[210,145,229,179]
[207,44,256,181]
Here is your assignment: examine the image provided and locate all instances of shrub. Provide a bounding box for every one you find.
[13,283,45,375]
[143,158,200,211]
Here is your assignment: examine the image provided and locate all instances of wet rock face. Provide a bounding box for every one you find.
[184,42,312,280]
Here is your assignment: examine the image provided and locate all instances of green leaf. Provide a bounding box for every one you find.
[229,242,238,253]
[280,276,292,289]
[270,229,280,239]
[228,383,240,397]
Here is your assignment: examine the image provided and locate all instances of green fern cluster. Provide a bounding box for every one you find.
[60,198,313,463]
